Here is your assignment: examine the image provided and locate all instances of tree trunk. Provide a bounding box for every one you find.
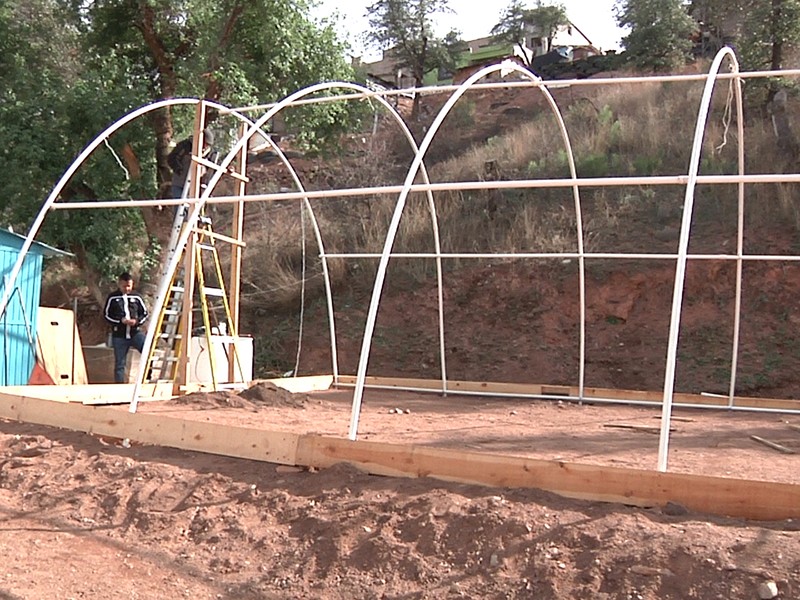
[771,0,784,72]
[136,1,182,277]
[411,76,423,122]
[71,245,107,309]
[149,109,174,192]
[205,3,245,101]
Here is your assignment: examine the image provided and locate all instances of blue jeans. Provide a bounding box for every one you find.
[111,332,146,383]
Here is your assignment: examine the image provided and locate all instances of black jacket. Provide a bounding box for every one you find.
[104,290,149,339]
[168,137,193,190]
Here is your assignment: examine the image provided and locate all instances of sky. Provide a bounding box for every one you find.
[311,0,626,62]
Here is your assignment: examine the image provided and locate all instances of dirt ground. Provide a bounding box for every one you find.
[1,382,799,599]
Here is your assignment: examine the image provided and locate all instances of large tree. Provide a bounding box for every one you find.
[0,0,148,304]
[690,0,800,71]
[615,0,697,70]
[366,0,463,120]
[79,0,356,190]
[491,0,570,67]
[0,0,356,302]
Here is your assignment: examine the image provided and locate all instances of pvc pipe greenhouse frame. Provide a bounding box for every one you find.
[657,47,744,471]
[131,82,448,410]
[7,47,800,473]
[346,60,585,440]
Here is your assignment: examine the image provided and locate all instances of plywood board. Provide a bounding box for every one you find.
[37,307,88,385]
[265,375,333,394]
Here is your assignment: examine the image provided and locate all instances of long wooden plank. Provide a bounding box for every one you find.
[335,375,800,411]
[295,435,800,521]
[0,383,172,404]
[0,389,797,521]
[0,391,298,464]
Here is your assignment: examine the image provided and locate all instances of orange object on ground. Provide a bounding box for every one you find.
[29,361,55,385]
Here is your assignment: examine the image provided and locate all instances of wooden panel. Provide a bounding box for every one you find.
[266,375,333,393]
[37,307,88,385]
[295,435,800,521]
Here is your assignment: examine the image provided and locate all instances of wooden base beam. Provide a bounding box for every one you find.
[0,391,298,464]
[295,434,800,521]
[336,375,800,412]
[0,390,797,521]
[0,375,334,405]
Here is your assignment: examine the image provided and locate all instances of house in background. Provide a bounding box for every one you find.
[0,229,71,385]
[362,20,600,90]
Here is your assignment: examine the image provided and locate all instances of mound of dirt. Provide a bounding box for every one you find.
[164,382,308,412]
[238,380,308,408]
[166,390,254,410]
[0,418,797,599]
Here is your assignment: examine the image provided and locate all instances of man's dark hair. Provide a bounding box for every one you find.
[118,272,133,282]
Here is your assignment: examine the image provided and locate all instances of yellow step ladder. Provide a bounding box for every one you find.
[144,213,244,390]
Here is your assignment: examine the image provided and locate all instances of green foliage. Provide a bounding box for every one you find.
[447,98,476,128]
[527,148,569,176]
[141,236,163,284]
[632,155,663,175]
[690,0,800,73]
[738,0,800,71]
[597,104,615,126]
[615,0,696,70]
[491,0,570,60]
[577,152,623,177]
[80,0,358,144]
[700,154,736,175]
[366,0,464,86]
[0,0,361,286]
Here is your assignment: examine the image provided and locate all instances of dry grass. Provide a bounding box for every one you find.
[231,73,800,310]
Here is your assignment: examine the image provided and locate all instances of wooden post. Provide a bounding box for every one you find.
[173,103,208,393]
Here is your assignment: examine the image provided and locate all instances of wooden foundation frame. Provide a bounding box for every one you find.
[337,375,800,412]
[0,375,798,522]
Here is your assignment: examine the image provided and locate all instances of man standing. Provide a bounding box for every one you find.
[104,272,149,383]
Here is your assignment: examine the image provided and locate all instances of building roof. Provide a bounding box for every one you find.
[0,229,73,258]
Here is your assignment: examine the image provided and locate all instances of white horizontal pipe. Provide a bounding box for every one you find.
[46,172,800,210]
[322,252,800,261]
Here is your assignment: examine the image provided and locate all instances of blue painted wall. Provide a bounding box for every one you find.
[0,231,68,385]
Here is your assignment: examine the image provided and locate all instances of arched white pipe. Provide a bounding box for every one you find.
[130,82,443,408]
[227,85,445,384]
[210,86,445,387]
[529,68,586,401]
[0,90,332,403]
[0,98,198,322]
[727,60,746,408]
[658,47,739,471]
[348,61,583,440]
[217,107,340,380]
